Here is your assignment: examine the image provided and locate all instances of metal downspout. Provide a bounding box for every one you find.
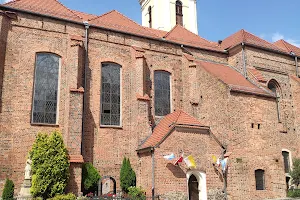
[151,149,155,200]
[242,43,248,78]
[295,56,299,77]
[81,21,89,155]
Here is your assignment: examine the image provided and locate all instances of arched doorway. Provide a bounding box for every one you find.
[187,171,207,200]
[189,175,199,200]
[98,176,116,196]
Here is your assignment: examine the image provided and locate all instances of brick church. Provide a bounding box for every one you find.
[0,0,299,199]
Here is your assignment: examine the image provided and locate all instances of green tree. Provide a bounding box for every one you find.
[82,163,101,195]
[29,131,70,199]
[2,178,14,200]
[120,157,136,193]
[291,158,300,188]
[128,186,146,200]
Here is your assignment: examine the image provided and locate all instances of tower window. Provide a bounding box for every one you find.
[154,71,171,116]
[32,53,60,124]
[148,6,152,28]
[101,63,121,126]
[268,80,281,122]
[282,151,290,173]
[176,0,183,26]
[255,169,265,190]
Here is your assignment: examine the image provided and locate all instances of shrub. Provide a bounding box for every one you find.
[120,157,136,193]
[48,193,76,200]
[128,186,146,200]
[29,131,70,199]
[2,178,14,200]
[82,162,101,195]
[291,158,300,187]
[288,189,300,198]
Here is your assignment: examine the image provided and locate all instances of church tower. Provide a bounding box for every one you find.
[139,0,198,34]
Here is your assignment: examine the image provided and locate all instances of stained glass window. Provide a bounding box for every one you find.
[154,71,171,116]
[255,169,265,190]
[32,53,60,124]
[101,63,121,126]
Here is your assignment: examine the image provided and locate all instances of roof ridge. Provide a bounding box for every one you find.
[88,9,115,21]
[243,29,281,49]
[174,110,182,124]
[163,24,179,38]
[55,0,82,21]
[279,39,292,52]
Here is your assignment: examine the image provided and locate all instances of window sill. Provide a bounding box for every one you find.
[31,123,59,127]
[100,125,123,129]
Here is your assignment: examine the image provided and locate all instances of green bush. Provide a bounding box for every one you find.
[291,158,300,187]
[2,178,14,200]
[29,131,70,199]
[288,189,300,198]
[82,162,101,195]
[47,193,76,200]
[128,186,146,200]
[120,157,136,193]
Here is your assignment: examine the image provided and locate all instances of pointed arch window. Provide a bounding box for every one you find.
[101,63,121,126]
[176,0,183,26]
[32,53,60,124]
[268,80,281,122]
[148,6,152,28]
[154,71,171,116]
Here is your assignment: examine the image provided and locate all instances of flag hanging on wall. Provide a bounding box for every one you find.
[163,153,175,160]
[174,155,183,165]
[184,155,196,169]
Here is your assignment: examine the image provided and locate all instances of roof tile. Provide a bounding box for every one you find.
[140,110,205,149]
[274,39,300,57]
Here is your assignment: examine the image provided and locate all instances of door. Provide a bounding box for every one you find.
[188,174,199,200]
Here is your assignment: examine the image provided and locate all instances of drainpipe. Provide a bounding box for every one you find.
[151,148,155,200]
[295,56,299,77]
[81,21,89,155]
[242,43,248,79]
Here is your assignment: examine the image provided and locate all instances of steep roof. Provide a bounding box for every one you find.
[88,10,158,38]
[72,9,97,21]
[164,25,223,52]
[222,29,285,53]
[140,110,206,149]
[196,60,274,97]
[3,0,82,22]
[274,39,300,57]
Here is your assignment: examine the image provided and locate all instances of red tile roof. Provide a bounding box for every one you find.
[72,9,97,21]
[196,60,274,97]
[222,29,285,53]
[140,110,206,149]
[274,39,300,57]
[164,25,223,52]
[144,27,168,38]
[248,68,267,83]
[4,0,82,22]
[88,10,158,38]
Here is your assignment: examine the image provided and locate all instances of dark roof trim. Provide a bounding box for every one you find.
[230,88,275,98]
[0,5,227,55]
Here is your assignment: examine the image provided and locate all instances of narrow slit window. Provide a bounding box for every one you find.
[154,71,171,116]
[176,0,183,26]
[101,63,121,126]
[148,6,152,28]
[268,80,281,122]
[282,151,290,173]
[255,169,265,190]
[32,53,60,124]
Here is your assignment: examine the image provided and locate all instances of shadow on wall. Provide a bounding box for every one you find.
[166,163,186,178]
[0,13,13,113]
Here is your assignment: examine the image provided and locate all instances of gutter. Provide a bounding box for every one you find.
[151,149,155,200]
[81,21,89,155]
[0,5,227,55]
[295,56,299,77]
[241,43,248,78]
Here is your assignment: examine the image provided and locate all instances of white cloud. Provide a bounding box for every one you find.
[271,32,300,47]
[2,0,13,3]
[271,32,284,42]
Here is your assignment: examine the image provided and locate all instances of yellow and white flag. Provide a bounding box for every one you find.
[184,155,196,169]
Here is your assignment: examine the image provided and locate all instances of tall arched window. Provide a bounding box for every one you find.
[154,71,171,116]
[176,0,183,26]
[268,80,281,122]
[255,169,265,190]
[32,53,60,124]
[101,63,121,126]
[148,6,152,28]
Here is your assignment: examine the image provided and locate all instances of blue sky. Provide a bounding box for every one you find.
[2,0,300,47]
